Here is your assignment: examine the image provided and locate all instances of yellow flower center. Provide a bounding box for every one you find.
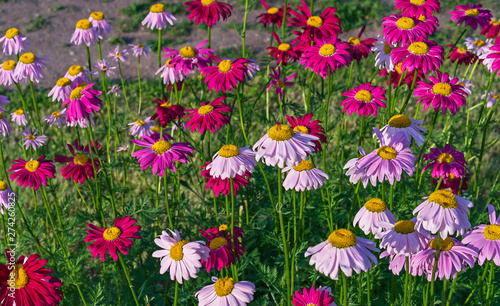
[90,11,105,21]
[161,101,173,109]
[394,220,416,234]
[73,155,89,165]
[0,112,3,120]
[364,198,387,213]
[377,146,397,160]
[448,172,456,182]
[136,120,145,126]
[474,39,486,47]
[293,160,314,172]
[78,82,89,89]
[116,52,122,57]
[383,42,393,54]
[138,43,145,49]
[491,20,500,26]
[410,0,426,4]
[277,79,285,88]
[5,28,20,39]
[209,237,228,250]
[218,145,240,158]
[68,65,84,77]
[19,52,36,65]
[214,277,235,297]
[484,224,500,241]
[2,60,16,71]
[218,60,232,73]
[198,104,214,115]
[56,78,71,88]
[428,190,458,209]
[25,160,40,172]
[267,7,279,14]
[388,114,412,128]
[219,224,228,231]
[150,125,161,132]
[15,109,24,116]
[394,63,404,74]
[152,140,173,155]
[170,240,189,261]
[396,17,416,30]
[268,124,294,141]
[307,16,323,28]
[9,264,29,289]
[103,227,122,241]
[348,36,361,46]
[437,153,455,163]
[52,112,61,118]
[408,42,429,55]
[70,87,84,100]
[328,229,357,249]
[418,15,427,22]
[76,19,92,30]
[465,9,479,17]
[0,180,7,191]
[293,125,309,134]
[319,44,336,57]
[278,43,291,51]
[354,90,373,102]
[430,237,454,251]
[432,82,452,96]
[27,135,36,141]
[150,3,165,13]
[457,47,467,54]
[202,0,217,5]
[179,46,196,58]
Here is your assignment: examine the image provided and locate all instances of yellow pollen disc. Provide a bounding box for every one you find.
[388,114,412,128]
[328,229,357,249]
[0,181,7,191]
[430,237,454,251]
[394,63,404,74]
[354,90,373,102]
[293,125,309,134]
[418,15,427,22]
[165,59,172,67]
[268,124,294,141]
[465,9,479,17]
[219,224,228,231]
[2,60,16,71]
[307,16,323,28]
[394,220,416,234]
[57,77,71,87]
[277,79,285,88]
[170,240,189,261]
[278,43,291,51]
[214,277,235,297]
[219,145,240,158]
[348,36,361,46]
[408,42,429,55]
[364,198,387,213]
[76,19,92,30]
[179,46,196,58]
[15,109,24,116]
[5,28,20,39]
[396,17,416,30]
[457,47,467,54]
[484,224,500,240]
[428,190,458,209]
[209,237,228,250]
[25,160,40,172]
[448,172,455,181]
[474,39,485,47]
[52,111,61,118]
[457,82,465,87]
[383,42,393,54]
[432,82,452,96]
[116,52,122,57]
[19,52,36,65]
[218,60,232,73]
[138,43,145,49]
[201,0,217,6]
[27,135,36,141]
[70,87,84,100]
[150,3,165,13]
[377,146,397,160]
[293,160,314,172]
[103,227,122,241]
[150,125,161,132]
[491,20,500,26]
[9,264,29,289]
[198,104,214,115]
[0,112,3,120]
[90,11,105,21]
[267,7,279,14]
[319,44,336,56]
[152,140,173,155]
[78,82,89,89]
[159,101,172,109]
[136,120,145,126]
[73,155,89,165]
[437,153,455,163]
[68,65,84,77]
[410,0,426,4]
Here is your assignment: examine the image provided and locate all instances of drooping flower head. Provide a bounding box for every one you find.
[151,96,185,127]
[379,62,424,89]
[9,155,55,190]
[55,139,102,184]
[372,36,396,71]
[108,45,129,62]
[464,37,493,56]
[447,44,476,65]
[268,67,297,100]
[380,114,426,146]
[376,218,431,255]
[164,41,214,75]
[64,65,92,84]
[392,40,443,74]
[450,4,492,31]
[381,252,419,276]
[293,286,337,306]
[199,225,245,272]
[422,144,467,180]
[283,160,329,192]
[70,19,100,46]
[10,109,28,127]
[89,11,113,35]
[196,276,255,306]
[463,204,500,266]
[394,0,440,18]
[201,161,251,197]
[481,18,500,38]
[201,57,248,93]
[207,145,256,179]
[129,43,151,58]
[346,26,376,63]
[0,112,12,137]
[257,1,291,28]
[266,33,301,66]
[341,82,387,117]
[44,109,67,128]
[382,15,435,46]
[286,113,326,152]
[21,127,47,151]
[344,147,370,187]
[95,59,116,78]
[300,38,352,78]
[354,198,397,235]
[0,27,30,55]
[184,97,231,134]
[48,77,73,102]
[183,0,233,28]
[62,83,103,128]
[14,52,49,83]
[142,3,177,30]
[0,60,17,86]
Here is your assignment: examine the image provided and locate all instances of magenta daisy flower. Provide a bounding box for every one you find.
[9,155,55,190]
[450,4,492,31]
[131,133,194,177]
[0,112,12,137]
[0,60,17,86]
[286,113,326,153]
[394,0,440,18]
[89,11,113,35]
[44,108,67,128]
[481,18,500,39]
[129,43,151,57]
[0,180,16,214]
[163,41,213,75]
[344,147,370,187]
[64,65,92,84]
[391,40,443,74]
[207,145,256,179]
[11,109,27,126]
[156,59,185,85]
[300,38,352,78]
[341,82,387,117]
[347,26,377,63]
[305,228,379,280]
[70,19,100,46]
[0,28,30,55]
[142,3,177,30]
[201,57,248,93]
[418,14,439,32]
[486,44,500,75]
[62,83,103,128]
[85,216,141,261]
[282,160,329,192]
[376,218,430,255]
[200,225,245,272]
[266,32,301,66]
[257,1,291,28]
[293,286,337,306]
[22,127,47,151]
[268,67,297,100]
[201,161,250,197]
[108,45,129,62]
[196,277,255,306]
[422,144,467,180]
[128,117,154,138]
[14,52,49,83]
[380,114,426,146]
[184,97,231,134]
[95,59,116,77]
[382,14,434,46]
[463,204,500,266]
[55,139,102,184]
[48,77,73,102]
[447,44,476,65]
[184,0,233,28]
[353,198,397,235]
[151,96,185,127]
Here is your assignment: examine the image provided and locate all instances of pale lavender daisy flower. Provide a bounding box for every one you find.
[379,114,426,146]
[380,252,419,276]
[14,52,49,83]
[70,19,101,46]
[89,12,113,35]
[48,77,73,102]
[353,198,397,236]
[479,49,495,72]
[108,84,122,96]
[376,218,431,255]
[207,145,256,179]
[11,109,27,126]
[142,3,177,30]
[22,127,47,151]
[95,59,116,77]
[0,95,10,112]
[67,114,95,129]
[372,35,395,71]
[117,143,128,153]
[195,276,255,306]
[282,160,329,192]
[344,147,370,188]
[0,60,17,86]
[44,109,67,128]
[0,180,16,214]
[64,65,92,84]
[0,28,30,55]
[108,45,129,62]
[245,59,260,80]
[456,79,474,96]
[0,111,12,137]
[128,117,154,138]
[129,43,152,58]
[156,59,185,85]
[481,90,499,108]
[464,37,493,56]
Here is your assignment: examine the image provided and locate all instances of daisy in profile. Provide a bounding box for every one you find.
[381,252,418,276]
[413,190,473,239]
[305,228,379,280]
[0,60,17,86]
[447,45,476,65]
[293,286,337,306]
[108,84,122,96]
[117,142,128,153]
[142,3,177,30]
[300,38,352,78]
[48,77,73,102]
[196,277,255,306]
[0,250,63,305]
[382,15,434,46]
[11,109,28,126]
[201,161,251,197]
[163,41,213,75]
[282,160,329,192]
[207,145,256,179]
[422,144,467,180]
[450,4,492,31]
[379,62,424,89]
[70,19,100,46]
[128,117,154,138]
[268,67,297,100]
[89,11,113,35]
[95,59,116,77]
[376,218,430,255]
[200,225,245,272]
[22,128,47,151]
[266,32,301,66]
[156,59,185,85]
[392,40,443,74]
[394,0,440,18]
[344,147,370,187]
[201,57,248,93]
[286,113,326,152]
[108,45,129,62]
[55,139,102,184]
[482,90,500,108]
[346,27,376,63]
[129,43,151,58]
[372,36,395,71]
[464,37,493,56]
[152,229,209,284]
[62,83,103,128]
[341,82,387,117]
[257,1,291,28]
[244,59,260,81]
[481,18,500,39]
[463,204,500,266]
[0,112,12,136]
[0,27,30,55]
[380,114,426,146]
[354,198,396,235]
[64,64,92,84]
[9,155,55,190]
[85,216,141,261]
[0,95,9,111]
[184,97,231,134]
[44,109,67,128]
[184,0,233,28]
[253,123,318,168]
[151,96,185,127]
[14,52,49,83]
[0,180,16,213]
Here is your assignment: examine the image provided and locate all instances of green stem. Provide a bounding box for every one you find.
[118,253,140,306]
[429,235,441,304]
[164,173,173,229]
[137,55,143,115]
[342,272,348,306]
[399,69,419,114]
[28,79,42,130]
[85,45,93,82]
[236,90,248,145]
[14,82,33,126]
[241,0,249,58]
[117,61,131,115]
[278,168,291,305]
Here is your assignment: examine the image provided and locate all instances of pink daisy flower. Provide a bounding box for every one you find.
[201,161,251,197]
[341,82,387,117]
[0,111,12,136]
[22,127,47,151]
[379,62,425,89]
[268,67,297,100]
[151,96,185,127]
[344,147,370,187]
[485,44,500,75]
[196,277,255,306]
[447,44,476,65]
[382,14,434,46]
[300,38,352,78]
[55,139,102,184]
[89,11,113,35]
[0,60,17,86]
[117,143,128,153]
[305,228,379,280]
[95,59,116,77]
[463,204,500,266]
[128,117,154,138]
[282,159,329,192]
[9,155,55,190]
[391,40,443,75]
[14,52,49,83]
[422,144,467,180]
[266,32,301,66]
[0,27,30,55]
[142,3,177,30]
[48,77,73,102]
[131,133,194,177]
[184,97,231,134]
[184,0,233,28]
[293,286,337,306]
[108,45,129,62]
[394,0,440,18]
[372,35,396,71]
[200,225,245,272]
[156,59,185,85]
[70,19,100,46]
[257,1,291,28]
[380,114,426,146]
[108,84,122,96]
[64,65,92,84]
[286,113,326,153]
[11,109,28,126]
[347,26,377,63]
[85,216,141,261]
[0,180,16,214]
[207,145,256,179]
[152,229,209,284]
[413,190,473,239]
[129,43,152,58]
[450,4,492,31]
[353,198,397,235]
[481,18,500,39]
[376,218,431,255]
[201,57,248,93]
[163,41,213,75]
[44,109,67,128]
[62,83,103,128]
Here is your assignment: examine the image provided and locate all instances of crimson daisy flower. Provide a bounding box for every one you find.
[414,71,468,115]
[199,224,245,272]
[431,172,468,195]
[257,0,291,28]
[9,155,55,191]
[347,26,376,63]
[481,18,500,39]
[201,161,251,197]
[391,39,443,75]
[200,57,248,93]
[382,14,434,46]
[422,144,467,180]
[395,0,440,18]
[447,44,476,65]
[184,97,231,134]
[450,4,492,31]
[85,216,141,261]
[300,38,352,78]
[379,62,425,89]
[54,139,102,184]
[266,32,301,66]
[183,0,232,28]
[0,250,63,306]
[341,82,387,117]
[286,113,326,152]
[151,96,185,127]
